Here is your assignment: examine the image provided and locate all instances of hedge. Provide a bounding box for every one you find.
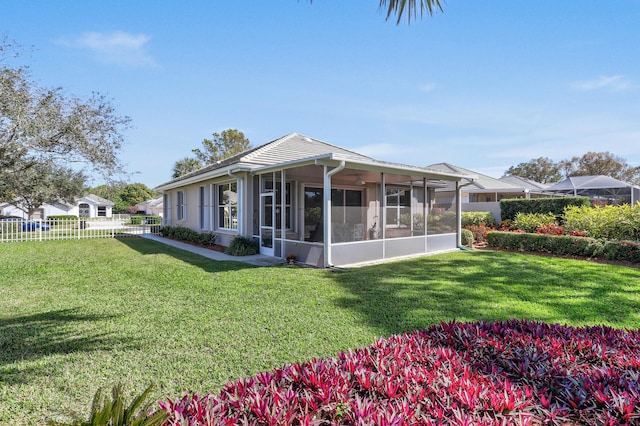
[487,231,640,263]
[159,225,217,247]
[500,197,590,221]
[129,215,162,225]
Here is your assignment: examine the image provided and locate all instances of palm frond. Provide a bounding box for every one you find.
[379,0,444,24]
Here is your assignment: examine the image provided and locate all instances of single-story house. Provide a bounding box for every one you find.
[545,175,640,205]
[0,193,114,219]
[135,195,164,217]
[426,163,555,222]
[155,133,473,267]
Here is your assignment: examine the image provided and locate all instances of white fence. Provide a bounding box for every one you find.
[0,217,162,243]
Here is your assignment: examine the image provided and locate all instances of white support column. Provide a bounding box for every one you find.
[323,166,332,267]
[456,181,462,247]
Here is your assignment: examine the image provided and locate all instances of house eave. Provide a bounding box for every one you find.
[155,164,255,192]
[249,152,474,182]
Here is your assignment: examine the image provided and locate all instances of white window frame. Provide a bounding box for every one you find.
[217,181,238,231]
[198,185,208,230]
[385,186,411,228]
[176,190,186,221]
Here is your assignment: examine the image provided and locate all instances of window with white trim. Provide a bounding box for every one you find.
[218,181,238,230]
[198,186,207,229]
[386,187,411,227]
[177,190,186,221]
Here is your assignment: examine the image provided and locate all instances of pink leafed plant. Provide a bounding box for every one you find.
[159,320,640,425]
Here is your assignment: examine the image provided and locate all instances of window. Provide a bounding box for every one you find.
[386,187,411,227]
[177,191,186,221]
[198,186,206,229]
[218,181,238,230]
[163,193,171,224]
[97,206,107,217]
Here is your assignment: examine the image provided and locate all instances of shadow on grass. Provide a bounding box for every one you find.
[0,308,137,384]
[116,237,260,273]
[331,250,640,337]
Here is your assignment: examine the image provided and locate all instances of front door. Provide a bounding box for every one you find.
[260,193,274,256]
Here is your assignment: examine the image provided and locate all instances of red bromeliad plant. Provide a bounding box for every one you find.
[159,320,640,425]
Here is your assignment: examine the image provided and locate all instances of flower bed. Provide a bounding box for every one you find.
[160,320,640,425]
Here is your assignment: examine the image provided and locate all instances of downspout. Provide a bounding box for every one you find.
[323,161,346,267]
[228,170,243,236]
[456,179,475,250]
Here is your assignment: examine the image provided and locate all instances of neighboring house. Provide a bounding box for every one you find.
[545,175,640,205]
[0,193,114,219]
[155,133,471,267]
[426,163,554,222]
[135,196,164,217]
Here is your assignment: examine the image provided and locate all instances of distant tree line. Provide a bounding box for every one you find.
[503,152,640,185]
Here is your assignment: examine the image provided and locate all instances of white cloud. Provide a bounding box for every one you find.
[572,75,633,92]
[56,31,158,68]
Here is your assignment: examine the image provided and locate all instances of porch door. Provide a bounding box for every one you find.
[260,193,274,256]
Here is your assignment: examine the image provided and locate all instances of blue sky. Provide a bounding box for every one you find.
[4,1,640,188]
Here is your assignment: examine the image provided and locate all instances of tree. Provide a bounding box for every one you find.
[119,183,156,207]
[89,182,156,214]
[172,157,202,178]
[1,39,130,204]
[561,152,640,184]
[192,129,251,165]
[1,163,86,218]
[379,0,444,24]
[503,157,563,184]
[504,152,640,185]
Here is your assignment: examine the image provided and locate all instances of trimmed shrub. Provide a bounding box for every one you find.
[461,211,496,227]
[161,320,640,425]
[46,215,78,221]
[513,212,557,233]
[225,235,258,256]
[487,231,605,258]
[603,240,640,263]
[159,226,217,246]
[500,196,590,221]
[461,228,474,247]
[129,215,162,225]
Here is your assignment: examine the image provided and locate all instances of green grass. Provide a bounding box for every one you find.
[1,238,639,425]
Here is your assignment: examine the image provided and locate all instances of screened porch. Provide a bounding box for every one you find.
[251,158,461,267]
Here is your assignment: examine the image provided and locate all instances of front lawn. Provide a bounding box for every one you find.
[1,238,638,425]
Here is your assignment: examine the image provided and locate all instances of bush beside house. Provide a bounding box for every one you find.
[500,196,590,221]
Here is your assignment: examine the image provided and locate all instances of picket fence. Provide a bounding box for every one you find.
[0,217,162,243]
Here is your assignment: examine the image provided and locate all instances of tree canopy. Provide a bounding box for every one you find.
[1,163,86,218]
[1,39,130,205]
[503,152,640,185]
[172,157,202,179]
[90,182,156,214]
[192,129,251,165]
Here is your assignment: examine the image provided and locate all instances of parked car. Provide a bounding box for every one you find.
[22,221,51,231]
[0,216,50,231]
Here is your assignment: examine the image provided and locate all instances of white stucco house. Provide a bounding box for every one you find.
[155,133,473,267]
[0,193,114,219]
[135,195,164,217]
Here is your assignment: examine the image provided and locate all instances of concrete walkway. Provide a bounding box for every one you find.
[140,234,284,267]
